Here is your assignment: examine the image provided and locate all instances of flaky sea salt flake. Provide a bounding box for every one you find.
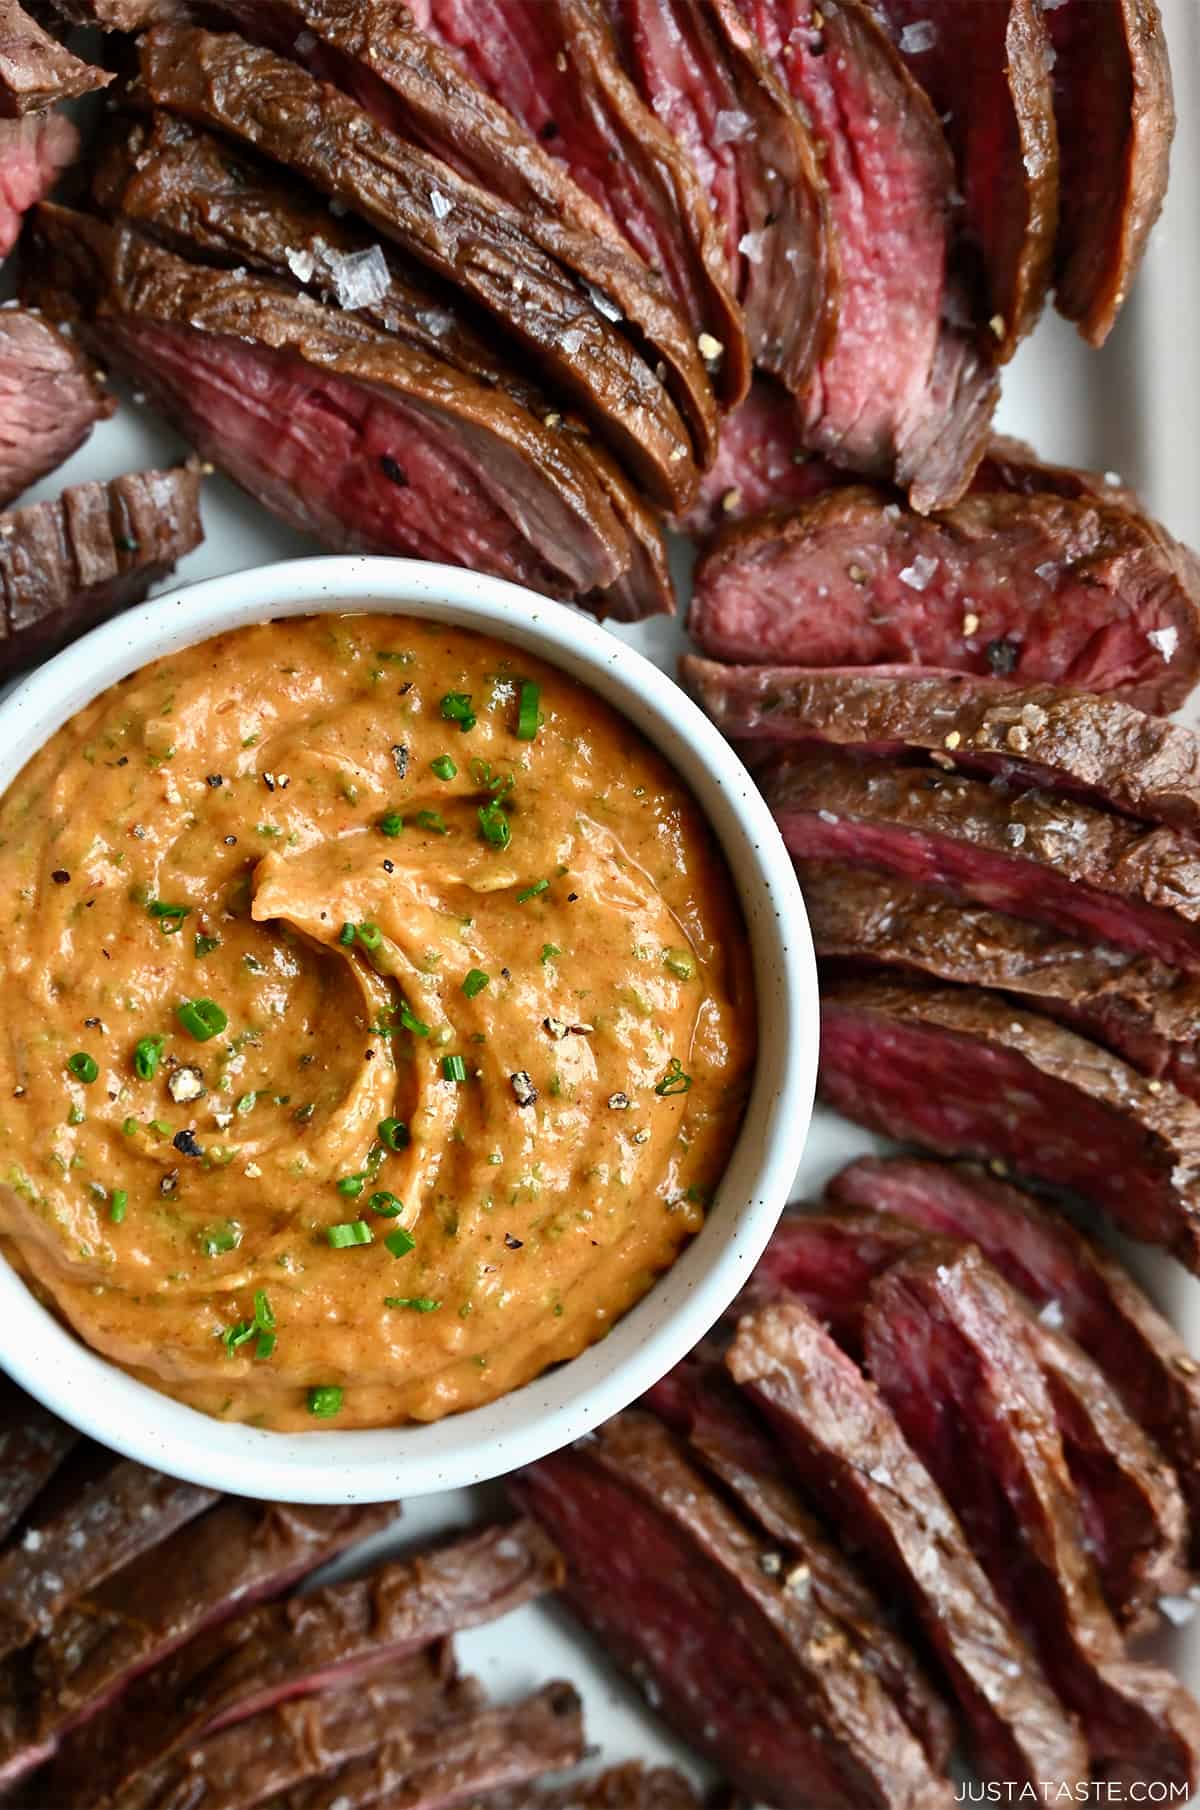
[329,246,390,311]
[899,19,936,52]
[898,554,938,591]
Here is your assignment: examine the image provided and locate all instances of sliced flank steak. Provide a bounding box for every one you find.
[90,115,672,619]
[404,0,749,410]
[46,1518,562,1807]
[741,0,998,511]
[0,307,113,508]
[763,751,1200,974]
[0,457,203,677]
[690,480,1200,713]
[0,0,108,114]
[611,0,831,399]
[44,0,180,25]
[676,377,838,538]
[684,661,1200,830]
[870,0,1058,359]
[798,863,1200,1103]
[27,207,646,605]
[830,1155,1200,1560]
[736,1207,1188,1629]
[513,1412,957,1810]
[1047,0,1174,345]
[643,1355,956,1769]
[0,108,76,256]
[0,1384,75,1545]
[726,1300,1088,1791]
[481,1763,708,1809]
[818,978,1200,1271]
[133,24,701,513]
[0,1500,392,1792]
[865,1247,1200,1792]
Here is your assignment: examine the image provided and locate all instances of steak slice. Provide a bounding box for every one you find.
[513,1412,957,1810]
[90,114,671,621]
[0,1502,392,1792]
[1048,0,1174,345]
[643,1355,955,1769]
[676,376,838,538]
[798,863,1200,1104]
[478,1764,705,1809]
[0,0,108,114]
[864,1246,1200,1791]
[611,0,831,398]
[738,1207,1189,1629]
[684,660,1200,830]
[45,0,179,25]
[742,0,998,511]
[690,481,1200,713]
[115,1648,465,1810]
[404,0,749,411]
[819,977,1200,1270]
[870,0,1057,360]
[0,108,76,257]
[0,456,202,677]
[262,1683,584,1810]
[764,751,1200,973]
[29,208,639,603]
[726,1301,1087,1790]
[134,25,700,513]
[48,1518,562,1808]
[0,1454,216,1662]
[0,307,113,508]
[830,1155,1200,1562]
[0,1382,75,1544]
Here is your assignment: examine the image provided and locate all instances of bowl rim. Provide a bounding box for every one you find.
[0,555,817,1501]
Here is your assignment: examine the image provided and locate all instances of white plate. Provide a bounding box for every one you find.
[7,7,1199,1780]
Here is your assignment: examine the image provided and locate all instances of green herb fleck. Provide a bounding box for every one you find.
[67,1052,98,1084]
[308,1385,343,1417]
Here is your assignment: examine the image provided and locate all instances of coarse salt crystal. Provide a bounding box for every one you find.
[1148,626,1179,662]
[21,1529,42,1551]
[418,307,453,337]
[898,554,938,591]
[584,281,622,323]
[712,107,752,144]
[1038,1298,1064,1329]
[899,19,936,52]
[560,329,584,355]
[329,246,390,311]
[1159,1594,1197,1627]
[429,188,453,221]
[817,810,839,825]
[285,247,317,283]
[294,29,316,51]
[738,229,768,265]
[1034,561,1058,582]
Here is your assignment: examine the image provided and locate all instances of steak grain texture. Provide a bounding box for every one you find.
[684,660,1200,829]
[690,480,1200,712]
[765,750,1200,973]
[818,979,1200,1270]
[676,376,838,538]
[726,1301,1087,1790]
[831,1154,1200,1562]
[0,1382,75,1545]
[1047,0,1174,344]
[0,308,114,508]
[865,1247,1200,1792]
[513,1412,958,1809]
[0,0,108,114]
[0,109,76,256]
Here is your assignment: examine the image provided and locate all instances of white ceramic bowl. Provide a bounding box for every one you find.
[0,557,816,1501]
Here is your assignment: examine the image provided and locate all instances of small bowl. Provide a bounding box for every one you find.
[0,558,816,1501]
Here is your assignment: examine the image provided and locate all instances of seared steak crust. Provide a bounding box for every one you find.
[819,978,1200,1269]
[0,1383,75,1545]
[690,480,1200,712]
[0,0,108,114]
[726,1301,1087,1790]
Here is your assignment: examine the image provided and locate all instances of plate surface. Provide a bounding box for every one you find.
[5,7,1199,1778]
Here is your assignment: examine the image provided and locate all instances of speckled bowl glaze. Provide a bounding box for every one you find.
[0,558,816,1501]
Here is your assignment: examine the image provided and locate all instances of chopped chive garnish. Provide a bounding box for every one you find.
[663,947,696,980]
[194,933,220,958]
[223,1320,256,1355]
[337,1174,365,1196]
[67,1051,98,1084]
[338,922,356,946]
[356,922,382,951]
[478,800,511,849]
[540,944,561,964]
[326,1220,372,1248]
[378,1116,409,1150]
[385,1225,417,1257]
[399,1002,430,1037]
[149,900,190,934]
[235,1092,257,1116]
[369,1190,404,1217]
[308,1385,343,1417]
[122,1116,138,1136]
[462,968,490,998]
[654,1057,693,1097]
[430,755,457,781]
[414,809,448,834]
[441,1054,468,1082]
[515,879,549,903]
[109,1189,128,1224]
[254,1288,274,1330]
[441,692,476,732]
[176,998,228,1042]
[378,811,405,838]
[132,1035,164,1081]
[515,679,541,741]
[255,1331,277,1360]
[198,1219,242,1256]
[384,1295,440,1312]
